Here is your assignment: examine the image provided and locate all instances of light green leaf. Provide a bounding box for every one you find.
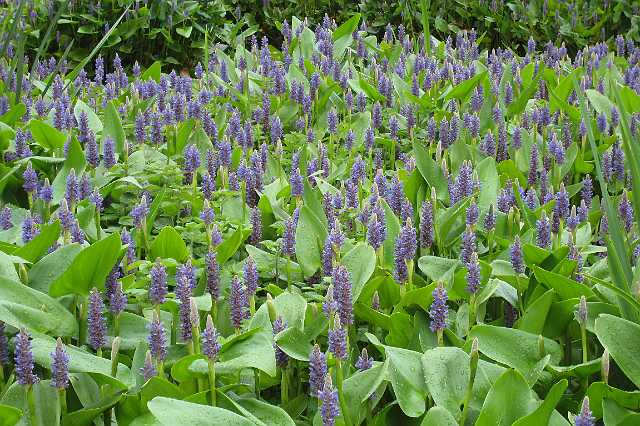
[49,232,121,297]
[147,397,253,426]
[595,314,640,388]
[0,277,77,336]
[150,226,189,262]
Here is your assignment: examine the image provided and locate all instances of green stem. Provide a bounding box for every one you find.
[59,389,67,417]
[281,365,289,404]
[208,359,217,406]
[581,325,588,364]
[27,385,37,426]
[78,295,87,346]
[460,367,477,425]
[95,209,101,240]
[335,360,352,426]
[254,368,261,399]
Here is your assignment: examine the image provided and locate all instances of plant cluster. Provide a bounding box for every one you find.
[2,0,639,69]
[2,9,640,426]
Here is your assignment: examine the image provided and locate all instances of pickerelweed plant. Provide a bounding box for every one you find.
[1,10,640,426]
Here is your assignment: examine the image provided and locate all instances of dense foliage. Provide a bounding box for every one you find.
[3,0,640,68]
[3,7,640,426]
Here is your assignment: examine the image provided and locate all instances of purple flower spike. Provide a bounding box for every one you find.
[244,257,259,299]
[319,375,340,426]
[148,311,167,362]
[420,200,434,249]
[140,351,157,381]
[201,315,221,361]
[15,328,38,385]
[619,192,634,233]
[394,218,417,284]
[149,260,168,305]
[50,338,69,389]
[466,251,481,294]
[229,275,246,330]
[205,251,220,300]
[309,344,328,397]
[109,282,127,315]
[0,207,12,230]
[23,162,38,194]
[536,212,551,248]
[429,283,448,332]
[575,397,594,426]
[355,347,374,371]
[273,316,289,367]
[510,236,525,274]
[328,316,347,360]
[332,264,353,326]
[103,137,116,168]
[87,288,107,351]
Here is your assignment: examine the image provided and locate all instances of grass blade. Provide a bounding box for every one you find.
[612,80,640,229]
[30,0,68,75]
[0,0,24,58]
[64,5,131,90]
[419,0,431,55]
[573,75,637,322]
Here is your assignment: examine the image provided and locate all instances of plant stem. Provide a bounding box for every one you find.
[208,359,217,406]
[26,385,37,426]
[335,360,352,426]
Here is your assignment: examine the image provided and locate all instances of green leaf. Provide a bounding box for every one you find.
[512,379,567,426]
[0,380,59,426]
[507,63,545,118]
[444,71,487,101]
[0,276,77,336]
[49,232,121,297]
[147,397,253,426]
[332,13,360,60]
[14,221,61,263]
[150,226,188,262]
[190,329,276,378]
[476,157,498,209]
[103,101,125,153]
[176,26,193,38]
[595,314,640,388]
[420,406,457,426]
[587,382,640,419]
[295,205,327,278]
[413,139,447,199]
[28,243,82,293]
[343,361,388,423]
[533,266,594,300]
[418,255,459,284]
[29,119,66,150]
[141,61,162,82]
[468,325,561,385]
[31,334,130,388]
[232,398,295,426]
[216,227,248,265]
[602,398,640,426]
[0,404,22,426]
[475,369,534,426]
[366,333,426,417]
[516,289,555,335]
[175,119,196,155]
[422,347,468,417]
[74,100,102,134]
[342,243,376,302]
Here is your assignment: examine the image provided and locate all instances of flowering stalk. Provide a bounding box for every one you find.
[460,338,479,426]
